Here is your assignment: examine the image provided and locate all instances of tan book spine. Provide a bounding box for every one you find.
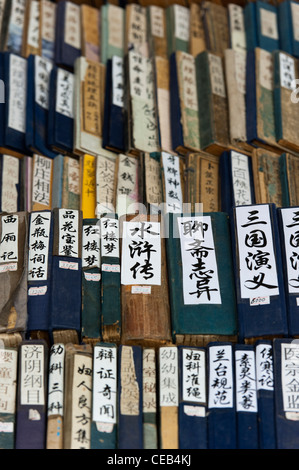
[189,3,206,57]
[252,148,283,207]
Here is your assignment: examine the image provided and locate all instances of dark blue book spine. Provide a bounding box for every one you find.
[246,50,258,145]
[170,52,184,152]
[256,1,280,52]
[25,54,35,152]
[54,1,81,71]
[244,2,258,50]
[278,1,293,55]
[0,53,5,148]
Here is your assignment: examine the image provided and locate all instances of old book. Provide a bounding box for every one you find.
[55,0,81,70]
[160,151,184,214]
[255,340,276,449]
[0,212,29,336]
[166,4,190,57]
[100,3,124,65]
[48,66,74,155]
[95,151,117,217]
[31,154,53,212]
[22,0,40,58]
[19,155,32,213]
[0,0,9,51]
[189,3,206,57]
[159,346,179,450]
[115,153,140,219]
[251,148,283,207]
[2,0,26,55]
[166,212,238,345]
[155,56,173,154]
[142,152,163,214]
[0,154,20,213]
[178,346,208,449]
[147,5,167,59]
[125,3,149,57]
[196,51,230,156]
[102,56,126,153]
[143,348,157,449]
[61,156,80,210]
[201,1,230,57]
[224,49,248,149]
[64,343,93,449]
[273,338,299,449]
[3,52,28,156]
[15,340,48,449]
[81,218,101,343]
[49,208,82,344]
[26,55,58,160]
[120,214,172,347]
[273,51,299,153]
[80,154,96,220]
[185,151,220,213]
[246,48,279,152]
[207,342,237,449]
[126,50,160,155]
[170,51,201,155]
[245,0,280,52]
[46,343,65,449]
[118,345,143,449]
[100,215,121,344]
[27,210,53,338]
[279,152,299,206]
[231,203,288,342]
[220,150,255,214]
[73,57,105,157]
[228,3,246,52]
[0,346,18,449]
[91,343,118,449]
[39,0,56,61]
[278,0,299,58]
[81,4,100,63]
[234,344,259,449]
[51,154,63,210]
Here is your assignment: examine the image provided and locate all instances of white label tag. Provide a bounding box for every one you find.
[9,54,27,133]
[102,264,120,273]
[281,343,299,415]
[0,214,18,264]
[82,223,100,269]
[235,349,258,413]
[28,212,51,281]
[162,152,183,213]
[56,68,74,117]
[183,405,206,417]
[250,296,270,306]
[20,344,45,406]
[228,3,246,51]
[0,349,18,415]
[174,5,190,42]
[84,272,101,282]
[143,349,156,414]
[150,5,164,38]
[231,151,252,206]
[260,8,278,40]
[131,285,151,294]
[256,343,274,391]
[64,1,81,49]
[280,208,299,294]
[181,52,198,111]
[59,260,78,270]
[92,345,117,424]
[208,345,233,409]
[1,155,19,213]
[35,56,53,110]
[47,344,65,417]
[27,0,40,49]
[100,218,119,259]
[280,53,296,90]
[112,56,124,108]
[28,286,48,296]
[58,209,79,259]
[182,348,206,403]
[159,347,178,407]
[0,263,17,273]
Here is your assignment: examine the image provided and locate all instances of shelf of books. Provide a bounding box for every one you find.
[0,0,298,450]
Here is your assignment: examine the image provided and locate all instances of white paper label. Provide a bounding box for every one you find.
[235,205,279,299]
[67,158,80,195]
[102,264,120,273]
[35,56,53,110]
[182,348,206,403]
[256,343,274,391]
[228,3,246,51]
[129,51,153,101]
[28,212,51,281]
[281,343,299,414]
[47,344,65,417]
[259,49,273,91]
[159,347,178,407]
[93,345,117,424]
[121,221,161,286]
[100,218,119,259]
[280,208,299,293]
[131,285,151,294]
[1,155,19,213]
[108,4,124,50]
[56,68,74,117]
[162,152,183,213]
[174,5,190,42]
[0,349,18,415]
[0,214,18,264]
[280,53,296,90]
[260,8,278,40]
[58,209,79,258]
[8,54,27,133]
[231,151,252,206]
[27,0,40,49]
[183,405,206,417]
[143,349,156,414]
[178,215,221,305]
[209,53,226,98]
[84,272,101,282]
[181,52,198,111]
[64,1,81,50]
[120,346,140,416]
[71,354,92,449]
[249,296,270,306]
[234,50,247,95]
[32,154,52,207]
[41,0,56,44]
[112,56,124,108]
[82,223,100,269]
[20,344,45,406]
[291,1,299,42]
[0,263,17,273]
[208,345,233,409]
[235,349,257,412]
[96,154,116,216]
[150,6,164,38]
[28,286,48,296]
[59,260,78,270]
[116,154,139,217]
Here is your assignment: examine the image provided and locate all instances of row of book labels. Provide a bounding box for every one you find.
[5,0,299,162]
[0,339,298,450]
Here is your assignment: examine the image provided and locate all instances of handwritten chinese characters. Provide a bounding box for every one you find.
[121,220,161,286]
[279,52,296,90]
[116,154,139,217]
[208,345,233,409]
[178,215,221,305]
[64,1,81,50]
[20,343,45,406]
[280,208,299,294]
[235,349,257,413]
[83,61,101,137]
[231,151,252,207]
[182,348,206,404]
[82,222,100,269]
[236,205,279,300]
[32,154,52,208]
[120,346,139,416]
[112,56,124,108]
[0,348,17,417]
[47,343,65,417]
[9,54,27,134]
[56,68,74,118]
[0,214,18,269]
[100,217,119,259]
[35,55,53,110]
[143,349,156,414]
[93,345,117,424]
[256,343,274,391]
[96,155,116,216]
[40,0,56,60]
[281,343,299,414]
[28,211,51,281]
[58,209,79,258]
[228,3,246,51]
[1,155,19,213]
[159,347,178,407]
[27,0,40,50]
[162,152,183,213]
